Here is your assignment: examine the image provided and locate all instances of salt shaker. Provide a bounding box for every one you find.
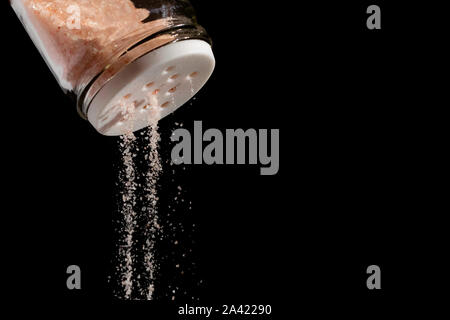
[11,0,215,135]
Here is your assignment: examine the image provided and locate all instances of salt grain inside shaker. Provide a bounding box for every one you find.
[11,0,215,136]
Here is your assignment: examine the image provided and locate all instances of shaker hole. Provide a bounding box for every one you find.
[166,66,176,72]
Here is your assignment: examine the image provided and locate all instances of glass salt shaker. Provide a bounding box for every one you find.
[11,0,215,135]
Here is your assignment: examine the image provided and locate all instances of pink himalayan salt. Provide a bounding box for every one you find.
[20,0,166,90]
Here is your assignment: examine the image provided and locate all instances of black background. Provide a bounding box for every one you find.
[3,0,447,317]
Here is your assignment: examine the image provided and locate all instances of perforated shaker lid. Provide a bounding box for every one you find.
[87,39,215,136]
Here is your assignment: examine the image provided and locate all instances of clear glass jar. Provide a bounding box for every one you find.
[11,0,215,135]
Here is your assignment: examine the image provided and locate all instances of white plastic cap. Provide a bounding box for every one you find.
[87,39,215,136]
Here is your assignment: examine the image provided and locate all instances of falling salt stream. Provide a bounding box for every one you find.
[118,132,138,300]
[142,122,162,300]
[116,98,163,300]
